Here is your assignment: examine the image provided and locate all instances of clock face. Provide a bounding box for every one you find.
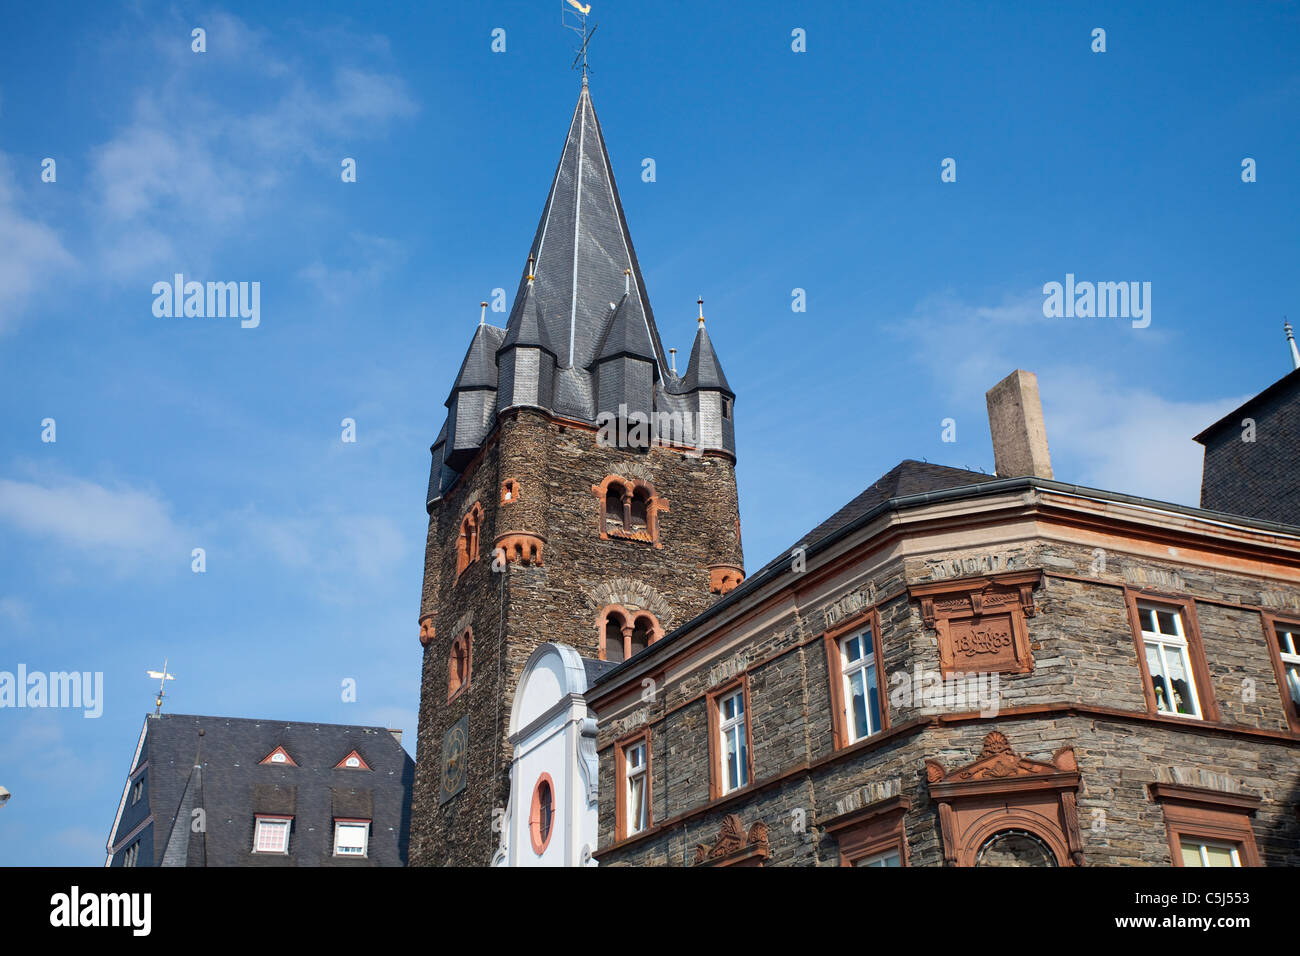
[440,716,469,804]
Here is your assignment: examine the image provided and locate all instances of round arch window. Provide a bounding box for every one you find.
[529,774,555,855]
[975,829,1058,867]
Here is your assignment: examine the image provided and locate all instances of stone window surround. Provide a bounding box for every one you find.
[614,728,653,841]
[1124,588,1221,723]
[1147,782,1262,867]
[593,474,668,547]
[597,605,663,663]
[529,772,556,855]
[821,605,891,750]
[822,793,911,866]
[706,675,755,801]
[455,502,485,581]
[447,628,472,703]
[500,478,519,505]
[1260,610,1300,734]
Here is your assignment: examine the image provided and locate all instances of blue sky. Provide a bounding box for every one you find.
[1,1,1297,865]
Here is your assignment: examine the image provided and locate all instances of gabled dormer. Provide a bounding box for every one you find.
[259,745,297,767]
[333,750,371,771]
[592,293,657,447]
[444,321,505,471]
[497,265,559,412]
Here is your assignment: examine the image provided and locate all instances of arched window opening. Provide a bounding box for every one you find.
[604,614,626,663]
[630,615,655,656]
[629,488,650,533]
[604,483,627,533]
[975,829,1058,867]
[447,631,472,702]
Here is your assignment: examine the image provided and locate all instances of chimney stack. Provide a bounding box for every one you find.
[986,369,1053,479]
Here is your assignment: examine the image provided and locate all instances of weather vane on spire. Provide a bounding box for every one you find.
[563,0,597,81]
[146,658,176,716]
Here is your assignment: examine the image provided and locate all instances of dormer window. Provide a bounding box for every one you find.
[333,819,370,857]
[333,750,371,771]
[259,746,297,767]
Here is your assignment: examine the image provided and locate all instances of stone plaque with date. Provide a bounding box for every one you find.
[908,570,1042,677]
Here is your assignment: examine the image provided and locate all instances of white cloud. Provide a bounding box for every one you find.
[895,289,1245,506]
[251,510,408,600]
[0,475,185,555]
[0,154,77,333]
[87,12,417,280]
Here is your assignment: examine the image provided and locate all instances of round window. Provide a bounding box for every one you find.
[529,774,555,854]
[975,829,1057,867]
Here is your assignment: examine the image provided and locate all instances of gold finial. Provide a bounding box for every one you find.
[527,255,536,282]
[697,296,705,327]
[624,268,631,294]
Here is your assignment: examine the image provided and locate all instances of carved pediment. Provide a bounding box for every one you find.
[928,732,1078,785]
[694,814,770,866]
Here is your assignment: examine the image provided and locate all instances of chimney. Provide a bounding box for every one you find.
[986,370,1053,479]
[388,729,403,746]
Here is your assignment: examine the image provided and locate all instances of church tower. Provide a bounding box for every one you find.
[410,77,744,866]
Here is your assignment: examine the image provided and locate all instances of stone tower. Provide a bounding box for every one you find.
[410,78,744,866]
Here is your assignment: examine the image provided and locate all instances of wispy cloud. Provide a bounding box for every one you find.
[0,474,185,556]
[249,510,409,601]
[896,289,1244,505]
[0,153,77,333]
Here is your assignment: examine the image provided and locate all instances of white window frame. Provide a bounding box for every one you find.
[1138,602,1202,719]
[1276,625,1300,708]
[718,688,749,795]
[1179,837,1242,867]
[253,816,292,854]
[624,740,648,836]
[333,820,370,858]
[852,848,901,867]
[839,630,882,743]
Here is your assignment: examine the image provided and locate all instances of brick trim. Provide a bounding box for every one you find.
[821,605,889,750]
[529,772,556,855]
[614,729,652,841]
[1148,782,1262,867]
[706,675,754,801]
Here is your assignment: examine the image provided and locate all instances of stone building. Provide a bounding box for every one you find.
[586,369,1300,867]
[410,77,743,866]
[106,713,414,866]
[410,75,1300,868]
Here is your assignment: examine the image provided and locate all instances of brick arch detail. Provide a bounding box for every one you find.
[447,628,472,702]
[456,502,485,579]
[591,474,669,548]
[597,604,664,662]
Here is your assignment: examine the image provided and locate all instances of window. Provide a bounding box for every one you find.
[253,816,292,854]
[839,630,883,743]
[975,829,1058,867]
[456,503,484,579]
[1263,614,1300,732]
[448,630,472,702]
[333,820,370,857]
[529,774,555,855]
[598,606,661,663]
[270,752,287,764]
[1137,602,1202,718]
[333,750,371,771]
[722,397,733,420]
[1180,838,1241,867]
[258,745,297,766]
[593,476,667,545]
[122,842,140,867]
[617,734,650,839]
[710,685,750,797]
[853,849,901,867]
[131,778,143,804]
[1149,781,1261,867]
[824,609,889,749]
[501,479,518,505]
[824,793,910,866]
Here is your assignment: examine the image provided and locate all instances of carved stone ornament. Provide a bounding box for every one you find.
[419,617,436,647]
[907,570,1042,677]
[925,731,1085,867]
[693,814,770,866]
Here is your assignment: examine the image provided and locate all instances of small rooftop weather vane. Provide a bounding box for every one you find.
[146,658,176,716]
[563,0,597,81]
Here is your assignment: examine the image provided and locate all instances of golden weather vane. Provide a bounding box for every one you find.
[146,658,176,715]
[563,0,597,80]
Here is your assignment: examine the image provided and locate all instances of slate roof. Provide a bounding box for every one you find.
[680,324,732,394]
[1193,366,1300,443]
[108,713,414,867]
[749,460,1001,580]
[427,81,737,502]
